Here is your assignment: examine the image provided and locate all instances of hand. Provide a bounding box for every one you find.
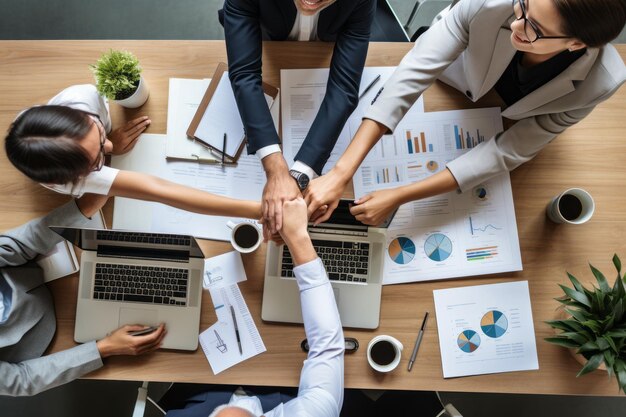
[279,198,309,246]
[304,169,349,225]
[261,153,302,235]
[96,324,166,358]
[350,189,400,226]
[109,116,151,155]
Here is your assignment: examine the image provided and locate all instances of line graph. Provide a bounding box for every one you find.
[469,216,502,235]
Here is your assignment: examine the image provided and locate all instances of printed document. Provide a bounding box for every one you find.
[433,281,539,378]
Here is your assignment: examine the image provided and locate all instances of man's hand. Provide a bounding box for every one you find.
[350,189,401,226]
[109,116,151,155]
[96,324,166,358]
[304,169,348,225]
[262,153,302,236]
[280,198,317,266]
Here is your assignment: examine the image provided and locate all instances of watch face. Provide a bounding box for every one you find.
[297,174,310,190]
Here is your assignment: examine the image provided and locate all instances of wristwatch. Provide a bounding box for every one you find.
[289,169,310,191]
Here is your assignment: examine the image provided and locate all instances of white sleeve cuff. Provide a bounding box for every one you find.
[293,258,328,291]
[255,144,282,160]
[291,161,319,179]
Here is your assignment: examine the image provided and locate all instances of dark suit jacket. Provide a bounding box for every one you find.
[222,0,375,174]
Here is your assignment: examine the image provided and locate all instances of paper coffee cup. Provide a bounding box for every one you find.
[367,335,403,373]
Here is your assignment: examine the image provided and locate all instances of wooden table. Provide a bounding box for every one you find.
[1,41,625,396]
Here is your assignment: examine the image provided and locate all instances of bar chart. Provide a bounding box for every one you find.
[405,129,434,154]
[454,125,485,150]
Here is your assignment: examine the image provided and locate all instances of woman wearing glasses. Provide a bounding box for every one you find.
[305,0,626,225]
[4,85,260,220]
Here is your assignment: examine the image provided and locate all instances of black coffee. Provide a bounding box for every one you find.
[558,194,583,221]
[234,224,259,248]
[370,340,397,366]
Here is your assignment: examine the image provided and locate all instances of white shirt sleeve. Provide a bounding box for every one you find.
[255,144,282,160]
[41,166,120,198]
[291,161,319,180]
[47,84,112,133]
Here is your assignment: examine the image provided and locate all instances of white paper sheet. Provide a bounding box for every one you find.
[111,134,267,241]
[199,283,266,374]
[280,67,423,174]
[203,251,247,289]
[165,78,218,162]
[352,107,522,284]
[433,281,539,378]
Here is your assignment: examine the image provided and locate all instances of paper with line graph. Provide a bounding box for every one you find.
[353,108,522,285]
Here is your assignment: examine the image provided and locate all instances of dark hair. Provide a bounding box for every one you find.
[5,105,94,184]
[554,0,626,48]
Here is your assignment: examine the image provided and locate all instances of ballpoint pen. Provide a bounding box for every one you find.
[407,311,429,372]
[358,74,381,100]
[222,132,227,164]
[231,305,243,355]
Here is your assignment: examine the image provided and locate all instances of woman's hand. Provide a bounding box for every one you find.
[109,116,151,155]
[350,189,401,226]
[96,324,166,358]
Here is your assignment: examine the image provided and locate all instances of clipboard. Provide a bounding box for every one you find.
[187,62,279,163]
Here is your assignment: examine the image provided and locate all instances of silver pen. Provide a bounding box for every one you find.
[407,311,429,372]
[231,305,243,355]
[358,74,381,100]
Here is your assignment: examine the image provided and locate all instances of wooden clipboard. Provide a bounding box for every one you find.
[186,62,279,163]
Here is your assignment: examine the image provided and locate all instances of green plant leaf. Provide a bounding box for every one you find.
[576,353,604,377]
[603,350,615,376]
[559,284,591,308]
[544,337,580,348]
[567,272,585,293]
[565,308,591,323]
[590,263,611,293]
[604,335,619,353]
[578,341,600,352]
[559,332,589,345]
[613,254,622,276]
[606,329,626,338]
[617,368,626,394]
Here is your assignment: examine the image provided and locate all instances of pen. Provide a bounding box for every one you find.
[407,311,429,372]
[358,74,381,100]
[231,305,243,355]
[222,132,227,164]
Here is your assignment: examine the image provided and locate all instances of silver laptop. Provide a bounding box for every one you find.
[50,227,205,351]
[262,199,396,329]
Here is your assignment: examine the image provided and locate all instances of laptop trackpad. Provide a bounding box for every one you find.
[119,308,158,327]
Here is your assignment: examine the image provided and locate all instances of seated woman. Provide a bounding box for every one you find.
[0,195,166,396]
[304,0,626,225]
[4,84,260,221]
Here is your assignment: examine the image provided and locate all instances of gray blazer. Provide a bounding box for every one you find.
[0,200,103,396]
[365,0,626,192]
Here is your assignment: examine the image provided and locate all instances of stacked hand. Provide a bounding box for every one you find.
[350,189,399,225]
[96,324,166,358]
[304,170,349,225]
[261,154,302,239]
[109,116,151,155]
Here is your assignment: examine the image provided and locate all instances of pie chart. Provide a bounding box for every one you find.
[473,185,488,201]
[480,310,508,338]
[424,233,452,262]
[426,160,439,172]
[388,237,416,265]
[457,330,480,353]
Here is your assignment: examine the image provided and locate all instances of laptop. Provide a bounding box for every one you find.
[262,199,396,329]
[50,227,206,351]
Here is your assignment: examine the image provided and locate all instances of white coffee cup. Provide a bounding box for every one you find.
[367,335,403,373]
[546,188,595,225]
[226,221,262,253]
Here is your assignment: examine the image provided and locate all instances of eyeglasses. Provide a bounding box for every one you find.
[88,115,106,171]
[512,0,571,43]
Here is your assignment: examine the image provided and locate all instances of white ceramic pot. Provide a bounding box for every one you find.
[114,75,149,108]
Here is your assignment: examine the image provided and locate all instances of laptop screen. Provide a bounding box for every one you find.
[314,199,396,229]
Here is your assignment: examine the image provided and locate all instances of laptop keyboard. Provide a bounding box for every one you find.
[281,239,370,283]
[96,231,191,246]
[94,263,189,306]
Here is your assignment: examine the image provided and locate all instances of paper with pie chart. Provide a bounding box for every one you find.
[352,107,522,285]
[433,281,538,378]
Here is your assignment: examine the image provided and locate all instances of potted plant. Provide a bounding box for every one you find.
[545,254,626,393]
[91,49,149,108]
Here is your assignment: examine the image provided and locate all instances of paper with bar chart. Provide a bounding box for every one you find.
[353,107,522,285]
[433,281,538,378]
[280,67,424,174]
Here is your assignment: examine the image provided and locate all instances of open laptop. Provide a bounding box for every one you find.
[262,199,396,329]
[50,227,205,351]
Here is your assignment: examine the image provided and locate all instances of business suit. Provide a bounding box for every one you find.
[365,0,626,192]
[0,200,103,396]
[222,0,376,174]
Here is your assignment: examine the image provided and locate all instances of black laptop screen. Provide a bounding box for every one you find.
[314,199,396,228]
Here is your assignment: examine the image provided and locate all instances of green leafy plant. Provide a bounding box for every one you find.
[545,254,626,393]
[91,50,142,100]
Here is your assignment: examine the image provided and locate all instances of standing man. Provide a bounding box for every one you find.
[221,0,376,236]
[162,198,345,417]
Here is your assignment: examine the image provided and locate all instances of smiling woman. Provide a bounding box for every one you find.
[4,84,261,221]
[304,0,626,226]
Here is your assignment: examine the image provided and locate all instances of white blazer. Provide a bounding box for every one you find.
[365,0,626,191]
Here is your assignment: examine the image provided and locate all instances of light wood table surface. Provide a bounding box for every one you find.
[1,41,625,396]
